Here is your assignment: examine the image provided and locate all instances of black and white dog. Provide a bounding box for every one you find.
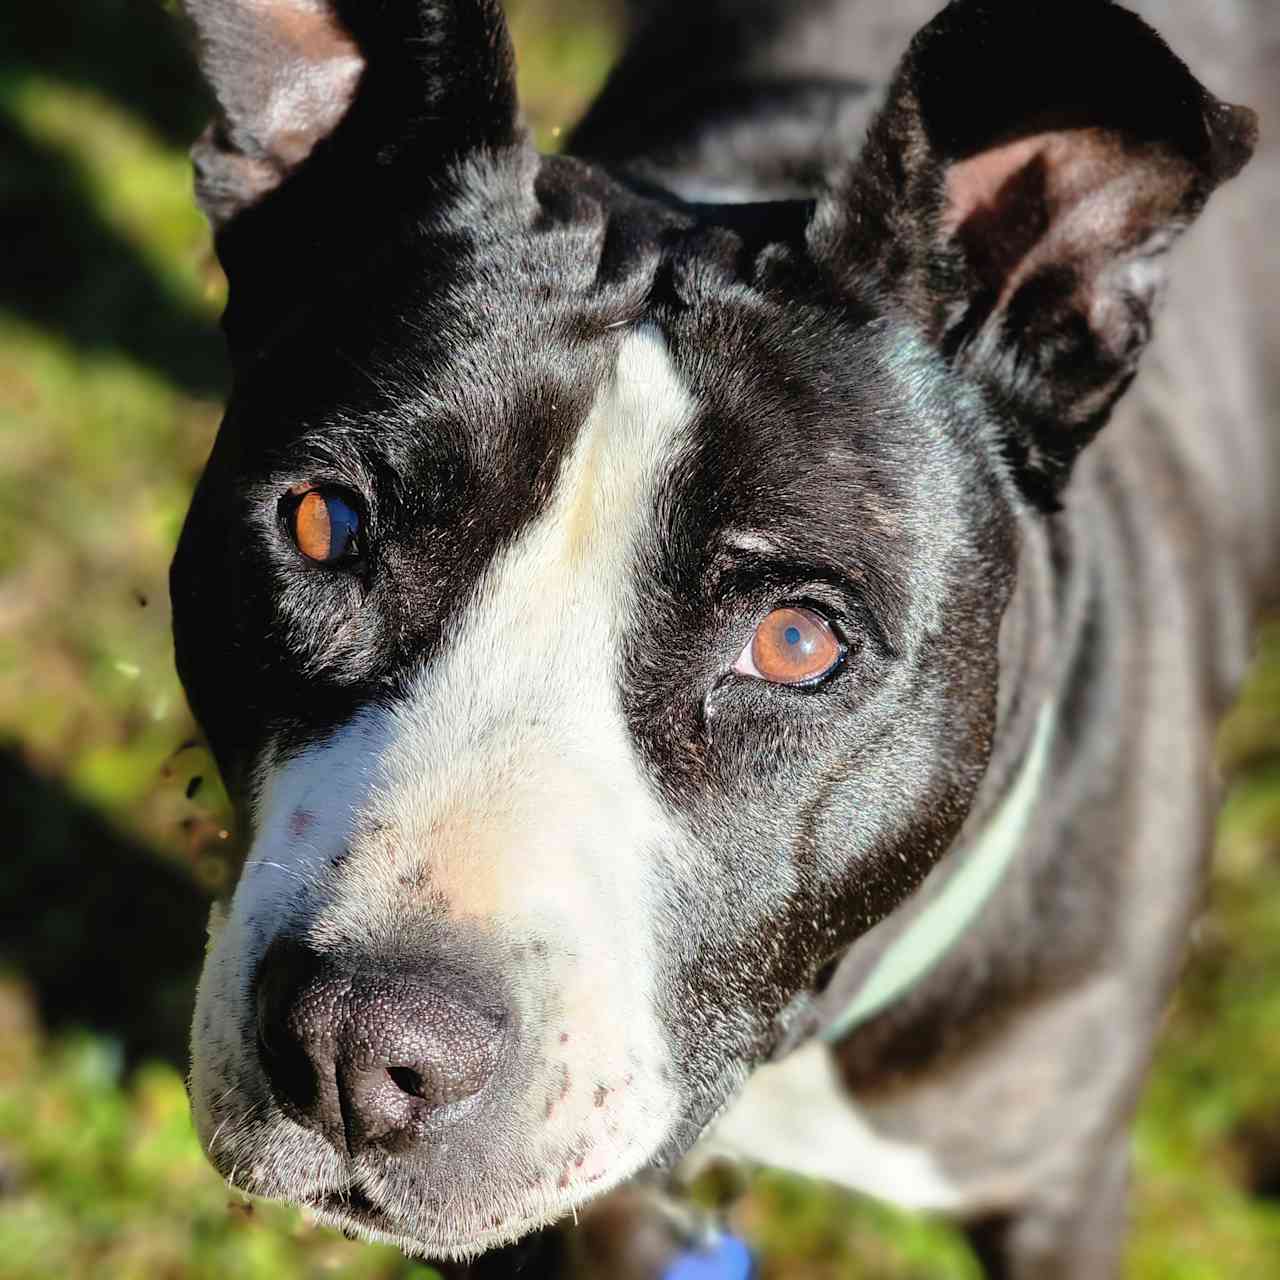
[170,1,1279,1276]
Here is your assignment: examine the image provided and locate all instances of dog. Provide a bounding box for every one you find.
[169,1,1279,1276]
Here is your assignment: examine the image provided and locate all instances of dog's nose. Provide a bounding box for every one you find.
[254,937,506,1155]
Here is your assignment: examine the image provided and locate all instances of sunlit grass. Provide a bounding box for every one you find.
[1,71,221,314]
[0,313,217,832]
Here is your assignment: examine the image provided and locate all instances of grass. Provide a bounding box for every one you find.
[1,1,1277,1276]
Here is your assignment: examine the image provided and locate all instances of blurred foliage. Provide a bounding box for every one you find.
[0,1,1277,1277]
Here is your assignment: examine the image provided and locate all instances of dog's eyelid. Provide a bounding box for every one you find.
[711,557,866,626]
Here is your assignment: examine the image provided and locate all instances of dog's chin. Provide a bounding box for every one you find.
[200,1098,676,1262]
[303,1186,427,1252]
[298,1168,621,1261]
[310,1098,742,1261]
[227,1145,662,1262]
[302,1186,520,1262]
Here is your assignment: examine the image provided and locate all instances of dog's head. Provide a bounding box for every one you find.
[172,0,1253,1259]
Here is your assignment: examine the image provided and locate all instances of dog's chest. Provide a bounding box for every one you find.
[683,1040,964,1211]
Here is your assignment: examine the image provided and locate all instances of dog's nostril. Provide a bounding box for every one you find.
[258,1024,320,1110]
[387,1065,426,1098]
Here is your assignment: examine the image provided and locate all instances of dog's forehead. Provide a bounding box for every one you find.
[243,280,863,561]
[243,200,916,519]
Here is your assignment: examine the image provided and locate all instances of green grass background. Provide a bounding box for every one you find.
[1,2,1278,1276]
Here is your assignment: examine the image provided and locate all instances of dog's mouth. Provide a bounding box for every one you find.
[307,1183,394,1232]
[301,1178,567,1259]
[304,1181,462,1252]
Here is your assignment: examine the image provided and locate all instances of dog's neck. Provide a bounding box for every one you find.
[820,695,1057,1044]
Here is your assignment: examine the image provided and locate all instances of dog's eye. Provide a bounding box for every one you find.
[734,607,844,686]
[289,488,361,564]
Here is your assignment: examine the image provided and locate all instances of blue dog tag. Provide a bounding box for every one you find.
[661,1233,754,1280]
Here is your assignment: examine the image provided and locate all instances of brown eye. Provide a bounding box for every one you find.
[290,488,360,563]
[734,607,843,686]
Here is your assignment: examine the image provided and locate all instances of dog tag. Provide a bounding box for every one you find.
[661,1233,754,1280]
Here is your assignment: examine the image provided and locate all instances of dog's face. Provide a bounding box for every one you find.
[172,0,1253,1259]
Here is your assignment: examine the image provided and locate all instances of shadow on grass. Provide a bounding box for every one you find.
[0,118,227,397]
[0,0,228,398]
[0,747,211,1070]
[0,0,211,148]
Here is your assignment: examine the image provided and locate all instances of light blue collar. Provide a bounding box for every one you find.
[821,700,1057,1044]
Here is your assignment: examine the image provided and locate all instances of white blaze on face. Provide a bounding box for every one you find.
[191,326,698,1213]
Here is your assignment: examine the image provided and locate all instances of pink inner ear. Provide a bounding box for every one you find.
[940,127,1181,310]
[192,0,368,227]
[942,134,1052,238]
[256,2,365,168]
[943,133,1063,303]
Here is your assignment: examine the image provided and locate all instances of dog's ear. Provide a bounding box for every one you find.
[181,0,524,361]
[808,0,1257,505]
